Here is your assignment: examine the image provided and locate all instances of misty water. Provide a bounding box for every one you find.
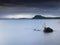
[0,19,60,45]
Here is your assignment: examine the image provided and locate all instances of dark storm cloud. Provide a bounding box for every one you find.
[1,0,60,9]
[0,0,60,3]
[0,0,60,18]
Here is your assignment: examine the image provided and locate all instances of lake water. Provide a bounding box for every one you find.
[0,19,60,45]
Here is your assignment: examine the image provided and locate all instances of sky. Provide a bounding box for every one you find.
[0,0,60,18]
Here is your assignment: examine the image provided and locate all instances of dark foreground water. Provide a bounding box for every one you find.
[0,19,60,45]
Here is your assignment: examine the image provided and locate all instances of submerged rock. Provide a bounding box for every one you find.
[43,27,53,33]
[34,29,40,31]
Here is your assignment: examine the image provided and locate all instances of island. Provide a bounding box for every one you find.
[0,15,60,20]
[32,15,60,19]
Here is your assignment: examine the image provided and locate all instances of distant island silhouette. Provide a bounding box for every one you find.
[0,15,60,20]
[32,15,60,19]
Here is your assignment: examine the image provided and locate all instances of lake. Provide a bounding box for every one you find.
[0,19,60,45]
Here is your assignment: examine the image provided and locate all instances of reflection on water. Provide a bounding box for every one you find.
[0,19,60,45]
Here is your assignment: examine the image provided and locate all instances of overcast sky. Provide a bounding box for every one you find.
[0,0,60,18]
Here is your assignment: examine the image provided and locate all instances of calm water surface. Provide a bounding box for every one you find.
[0,19,60,45]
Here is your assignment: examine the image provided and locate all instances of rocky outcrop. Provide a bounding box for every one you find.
[43,27,53,33]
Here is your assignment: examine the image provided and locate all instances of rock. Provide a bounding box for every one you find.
[43,27,53,33]
[34,29,40,31]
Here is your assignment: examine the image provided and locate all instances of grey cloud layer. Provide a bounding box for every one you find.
[0,1,60,18]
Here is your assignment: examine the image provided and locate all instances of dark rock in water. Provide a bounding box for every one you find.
[34,29,36,31]
[43,27,53,33]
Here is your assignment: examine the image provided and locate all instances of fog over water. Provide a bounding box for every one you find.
[0,19,60,45]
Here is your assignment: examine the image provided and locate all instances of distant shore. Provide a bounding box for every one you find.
[0,15,60,20]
